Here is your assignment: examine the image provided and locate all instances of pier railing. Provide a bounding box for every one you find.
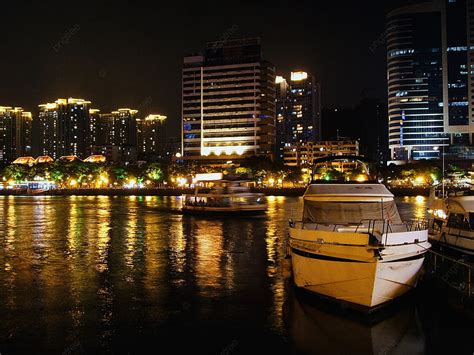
[423,248,473,299]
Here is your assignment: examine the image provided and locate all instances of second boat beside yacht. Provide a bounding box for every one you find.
[428,188,474,255]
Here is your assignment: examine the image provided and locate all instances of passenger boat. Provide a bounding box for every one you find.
[287,157,431,309]
[428,188,474,255]
[182,175,266,216]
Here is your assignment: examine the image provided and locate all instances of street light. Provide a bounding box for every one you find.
[433,146,445,197]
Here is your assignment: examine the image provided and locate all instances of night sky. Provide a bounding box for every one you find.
[1,0,419,137]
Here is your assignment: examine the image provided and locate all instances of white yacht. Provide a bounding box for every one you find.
[288,182,431,309]
[428,188,474,255]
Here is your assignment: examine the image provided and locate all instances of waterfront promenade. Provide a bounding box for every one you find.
[0,186,429,197]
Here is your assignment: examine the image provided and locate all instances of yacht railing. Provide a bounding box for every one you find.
[424,249,473,299]
[288,218,428,245]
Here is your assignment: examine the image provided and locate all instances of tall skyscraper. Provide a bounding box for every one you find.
[88,109,101,151]
[0,106,32,163]
[275,75,289,161]
[94,112,114,147]
[90,108,138,162]
[182,38,276,163]
[275,71,321,165]
[38,98,91,159]
[110,108,138,147]
[387,0,474,161]
[137,114,166,160]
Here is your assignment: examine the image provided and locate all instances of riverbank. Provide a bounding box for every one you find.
[0,186,428,197]
[386,187,430,197]
[0,187,307,197]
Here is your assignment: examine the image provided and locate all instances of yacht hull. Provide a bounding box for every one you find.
[182,205,266,216]
[289,241,429,308]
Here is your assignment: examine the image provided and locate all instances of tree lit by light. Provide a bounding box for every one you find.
[124,178,137,189]
[414,176,425,185]
[356,174,368,182]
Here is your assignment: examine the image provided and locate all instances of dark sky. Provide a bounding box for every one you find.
[0,0,419,137]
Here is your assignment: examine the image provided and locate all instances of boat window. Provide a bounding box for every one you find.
[447,213,469,229]
[303,200,402,224]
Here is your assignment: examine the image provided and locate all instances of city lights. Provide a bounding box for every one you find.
[1,2,474,353]
[290,71,308,81]
[356,174,368,182]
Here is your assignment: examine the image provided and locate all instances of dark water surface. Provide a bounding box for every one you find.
[0,195,472,354]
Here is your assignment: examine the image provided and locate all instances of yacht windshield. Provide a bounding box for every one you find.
[303,200,402,224]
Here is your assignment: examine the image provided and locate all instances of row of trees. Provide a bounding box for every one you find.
[382,161,472,187]
[0,156,307,188]
[5,156,464,189]
[2,161,165,188]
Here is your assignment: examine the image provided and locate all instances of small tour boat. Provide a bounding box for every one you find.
[287,158,431,309]
[182,176,266,216]
[428,188,474,255]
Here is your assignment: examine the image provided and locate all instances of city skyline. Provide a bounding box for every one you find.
[1,2,473,354]
[0,0,418,138]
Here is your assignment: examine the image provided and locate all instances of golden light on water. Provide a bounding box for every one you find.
[0,194,437,351]
[96,196,111,273]
[195,221,225,297]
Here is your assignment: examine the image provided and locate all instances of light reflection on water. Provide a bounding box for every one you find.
[0,195,471,353]
[396,195,428,221]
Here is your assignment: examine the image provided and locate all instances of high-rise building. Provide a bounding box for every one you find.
[288,71,321,143]
[387,0,474,161]
[137,114,166,160]
[94,113,114,147]
[38,98,91,159]
[275,75,289,161]
[90,108,138,162]
[110,108,138,147]
[0,106,32,163]
[88,109,101,151]
[182,38,276,163]
[275,71,321,165]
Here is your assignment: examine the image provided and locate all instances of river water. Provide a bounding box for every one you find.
[0,195,472,354]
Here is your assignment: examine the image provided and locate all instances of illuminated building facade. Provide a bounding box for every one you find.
[0,106,32,163]
[275,71,321,164]
[38,98,91,159]
[88,109,101,149]
[91,108,138,162]
[275,75,289,161]
[387,0,474,161]
[137,114,166,160]
[110,108,138,147]
[94,113,114,147]
[283,139,359,167]
[182,38,276,163]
